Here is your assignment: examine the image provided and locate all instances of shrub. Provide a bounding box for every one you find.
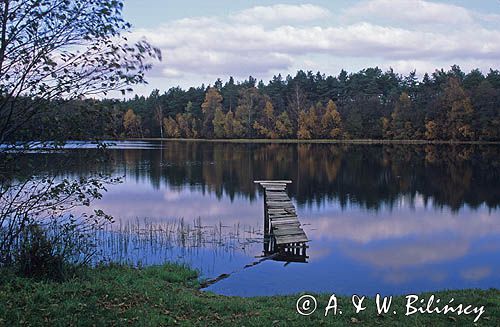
[16,224,65,280]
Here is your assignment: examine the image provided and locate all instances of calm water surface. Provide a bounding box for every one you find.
[25,141,500,296]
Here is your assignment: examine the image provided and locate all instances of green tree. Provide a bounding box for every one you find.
[344,106,363,139]
[275,112,293,138]
[390,92,415,139]
[473,80,500,140]
[443,78,475,140]
[235,87,261,138]
[0,0,159,267]
[0,0,160,143]
[213,107,226,138]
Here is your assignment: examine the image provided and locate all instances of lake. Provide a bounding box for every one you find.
[20,140,500,296]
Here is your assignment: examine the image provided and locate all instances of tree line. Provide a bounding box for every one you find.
[11,65,500,142]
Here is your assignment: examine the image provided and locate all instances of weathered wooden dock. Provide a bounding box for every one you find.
[254,180,308,261]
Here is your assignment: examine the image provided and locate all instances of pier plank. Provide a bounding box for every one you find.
[255,180,309,245]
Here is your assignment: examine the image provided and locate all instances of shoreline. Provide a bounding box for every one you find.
[121,137,500,145]
[5,138,500,146]
[0,264,498,325]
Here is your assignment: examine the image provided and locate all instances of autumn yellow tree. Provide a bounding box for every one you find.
[123,109,142,137]
[253,100,277,138]
[297,110,312,139]
[424,120,438,140]
[176,113,197,138]
[321,100,344,139]
[201,87,223,138]
[163,116,180,138]
[308,104,320,138]
[297,104,321,139]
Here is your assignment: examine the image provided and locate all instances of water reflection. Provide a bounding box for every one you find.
[10,141,500,296]
[18,141,500,211]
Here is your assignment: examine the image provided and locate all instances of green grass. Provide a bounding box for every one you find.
[0,264,498,326]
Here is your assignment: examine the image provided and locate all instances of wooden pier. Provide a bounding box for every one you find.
[254,180,308,262]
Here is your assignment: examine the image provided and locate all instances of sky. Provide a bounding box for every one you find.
[121,0,500,95]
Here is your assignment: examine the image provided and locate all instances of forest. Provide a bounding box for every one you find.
[11,65,500,142]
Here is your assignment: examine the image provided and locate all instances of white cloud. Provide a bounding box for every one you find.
[344,239,470,268]
[231,4,331,24]
[344,0,475,26]
[302,209,500,244]
[127,2,500,84]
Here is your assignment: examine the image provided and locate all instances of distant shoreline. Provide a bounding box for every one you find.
[120,138,500,145]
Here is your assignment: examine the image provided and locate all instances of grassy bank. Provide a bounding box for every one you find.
[0,264,498,326]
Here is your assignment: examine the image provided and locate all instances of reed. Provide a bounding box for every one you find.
[91,217,263,267]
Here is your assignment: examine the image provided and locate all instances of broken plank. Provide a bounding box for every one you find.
[271,220,299,224]
[270,216,298,220]
[273,230,305,237]
[275,227,304,232]
[275,235,309,244]
[270,220,300,226]
[268,214,297,219]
